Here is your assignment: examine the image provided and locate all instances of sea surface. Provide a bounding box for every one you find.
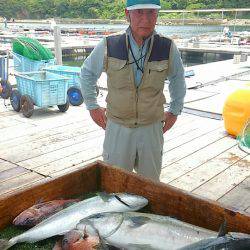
[6,22,249,67]
[8,22,250,39]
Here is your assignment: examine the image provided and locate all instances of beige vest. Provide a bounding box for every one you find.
[104,30,172,128]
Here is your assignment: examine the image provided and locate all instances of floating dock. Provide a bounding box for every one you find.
[0,58,249,214]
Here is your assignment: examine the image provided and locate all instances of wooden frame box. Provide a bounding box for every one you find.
[1,161,250,234]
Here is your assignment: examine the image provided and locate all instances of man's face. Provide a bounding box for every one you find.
[125,9,158,40]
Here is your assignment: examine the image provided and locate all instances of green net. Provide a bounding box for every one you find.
[12,37,54,61]
[237,119,250,154]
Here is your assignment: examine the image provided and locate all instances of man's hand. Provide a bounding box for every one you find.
[163,112,177,133]
[89,107,107,130]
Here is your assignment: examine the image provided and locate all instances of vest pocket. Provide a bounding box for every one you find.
[147,61,168,89]
[108,59,127,71]
[107,59,130,89]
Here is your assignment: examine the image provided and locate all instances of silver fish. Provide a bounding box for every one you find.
[179,232,250,250]
[76,212,217,250]
[0,193,148,250]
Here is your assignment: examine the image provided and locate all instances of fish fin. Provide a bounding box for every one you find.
[127,243,155,250]
[97,192,112,202]
[217,220,227,237]
[0,239,13,250]
[128,216,151,228]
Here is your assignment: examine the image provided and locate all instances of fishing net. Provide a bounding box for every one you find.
[237,119,250,154]
[12,37,54,61]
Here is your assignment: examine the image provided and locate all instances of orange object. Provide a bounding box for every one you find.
[223,86,250,136]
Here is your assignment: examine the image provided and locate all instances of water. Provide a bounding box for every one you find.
[8,22,250,39]
[7,22,248,67]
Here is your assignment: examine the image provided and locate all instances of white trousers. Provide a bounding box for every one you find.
[103,119,164,181]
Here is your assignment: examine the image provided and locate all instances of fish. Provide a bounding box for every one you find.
[53,229,100,250]
[13,199,80,227]
[61,229,100,250]
[76,212,218,250]
[0,193,148,250]
[66,236,100,250]
[178,232,250,250]
[61,230,83,249]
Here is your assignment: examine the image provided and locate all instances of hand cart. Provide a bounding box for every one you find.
[10,53,69,118]
[13,71,70,118]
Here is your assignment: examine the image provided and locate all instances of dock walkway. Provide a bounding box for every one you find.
[0,59,249,214]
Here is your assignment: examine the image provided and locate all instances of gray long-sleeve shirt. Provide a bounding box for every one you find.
[80,28,186,116]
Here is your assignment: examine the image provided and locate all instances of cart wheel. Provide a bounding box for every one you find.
[67,87,84,106]
[10,90,21,112]
[20,95,34,118]
[58,99,69,112]
[0,82,12,99]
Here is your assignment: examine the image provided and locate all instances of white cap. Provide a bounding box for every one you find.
[126,4,161,10]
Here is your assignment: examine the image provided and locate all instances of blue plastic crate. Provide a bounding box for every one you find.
[13,52,55,72]
[45,65,81,89]
[15,71,69,107]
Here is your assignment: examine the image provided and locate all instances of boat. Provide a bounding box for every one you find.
[0,160,250,234]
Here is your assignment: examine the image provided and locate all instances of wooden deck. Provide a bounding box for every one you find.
[0,59,249,214]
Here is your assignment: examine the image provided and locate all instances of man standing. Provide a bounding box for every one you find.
[81,0,186,181]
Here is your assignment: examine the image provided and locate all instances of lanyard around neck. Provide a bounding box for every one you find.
[127,36,148,73]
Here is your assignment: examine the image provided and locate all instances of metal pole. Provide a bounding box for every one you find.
[234,11,237,32]
[54,26,63,65]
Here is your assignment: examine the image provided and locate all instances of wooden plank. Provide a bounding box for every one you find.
[193,154,250,200]
[165,88,218,104]
[0,123,37,143]
[163,113,196,131]
[99,162,250,234]
[1,125,103,163]
[0,161,19,172]
[19,129,104,169]
[0,116,23,129]
[0,166,29,182]
[34,136,104,176]
[0,118,89,149]
[184,93,228,114]
[0,172,45,196]
[0,107,92,143]
[161,136,237,183]
[51,156,103,178]
[163,119,222,152]
[218,176,250,212]
[169,145,247,192]
[162,127,226,167]
[193,157,250,200]
[164,115,220,138]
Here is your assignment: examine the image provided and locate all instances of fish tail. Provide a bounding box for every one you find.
[0,239,12,250]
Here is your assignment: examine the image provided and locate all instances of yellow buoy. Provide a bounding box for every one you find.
[222,86,250,137]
